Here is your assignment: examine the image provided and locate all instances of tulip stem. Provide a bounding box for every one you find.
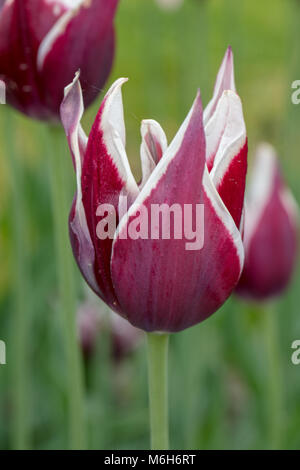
[147,333,169,450]
[47,125,86,450]
[262,302,283,449]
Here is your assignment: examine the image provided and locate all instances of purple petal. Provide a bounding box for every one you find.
[81,78,138,310]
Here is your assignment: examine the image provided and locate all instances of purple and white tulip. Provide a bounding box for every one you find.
[236,143,298,301]
[61,47,248,333]
[0,0,118,120]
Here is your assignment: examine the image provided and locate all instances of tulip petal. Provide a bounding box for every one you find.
[204,46,235,125]
[81,78,138,310]
[237,145,298,299]
[60,71,87,166]
[60,72,100,297]
[206,90,247,229]
[37,0,118,115]
[140,119,168,188]
[111,92,244,332]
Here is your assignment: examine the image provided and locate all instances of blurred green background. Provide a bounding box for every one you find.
[0,0,300,449]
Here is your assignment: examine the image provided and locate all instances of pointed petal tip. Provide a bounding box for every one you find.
[106,77,129,96]
[100,78,129,141]
[63,69,81,98]
[203,47,236,125]
[141,118,158,128]
[100,78,129,130]
[226,45,233,55]
[223,45,233,66]
[193,90,204,127]
[60,70,84,137]
[140,119,168,146]
[193,88,203,113]
[139,119,168,186]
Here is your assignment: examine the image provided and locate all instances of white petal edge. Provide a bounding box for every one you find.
[243,143,277,252]
[62,70,88,162]
[100,78,139,201]
[203,46,236,126]
[203,165,244,275]
[61,72,100,295]
[207,90,246,190]
[140,119,168,189]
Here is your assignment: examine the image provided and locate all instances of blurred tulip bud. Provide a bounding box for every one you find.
[77,299,142,360]
[236,143,299,301]
[0,0,119,121]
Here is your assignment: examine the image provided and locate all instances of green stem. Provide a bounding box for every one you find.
[5,109,30,450]
[182,326,199,449]
[262,303,283,450]
[47,126,86,450]
[147,333,169,450]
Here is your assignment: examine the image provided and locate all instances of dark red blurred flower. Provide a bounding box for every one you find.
[0,0,119,121]
[61,48,248,333]
[236,143,298,300]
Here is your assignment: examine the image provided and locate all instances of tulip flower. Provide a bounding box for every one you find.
[61,47,247,334]
[61,47,247,449]
[0,0,119,120]
[236,143,298,300]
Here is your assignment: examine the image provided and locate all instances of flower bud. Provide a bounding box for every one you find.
[236,143,298,300]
